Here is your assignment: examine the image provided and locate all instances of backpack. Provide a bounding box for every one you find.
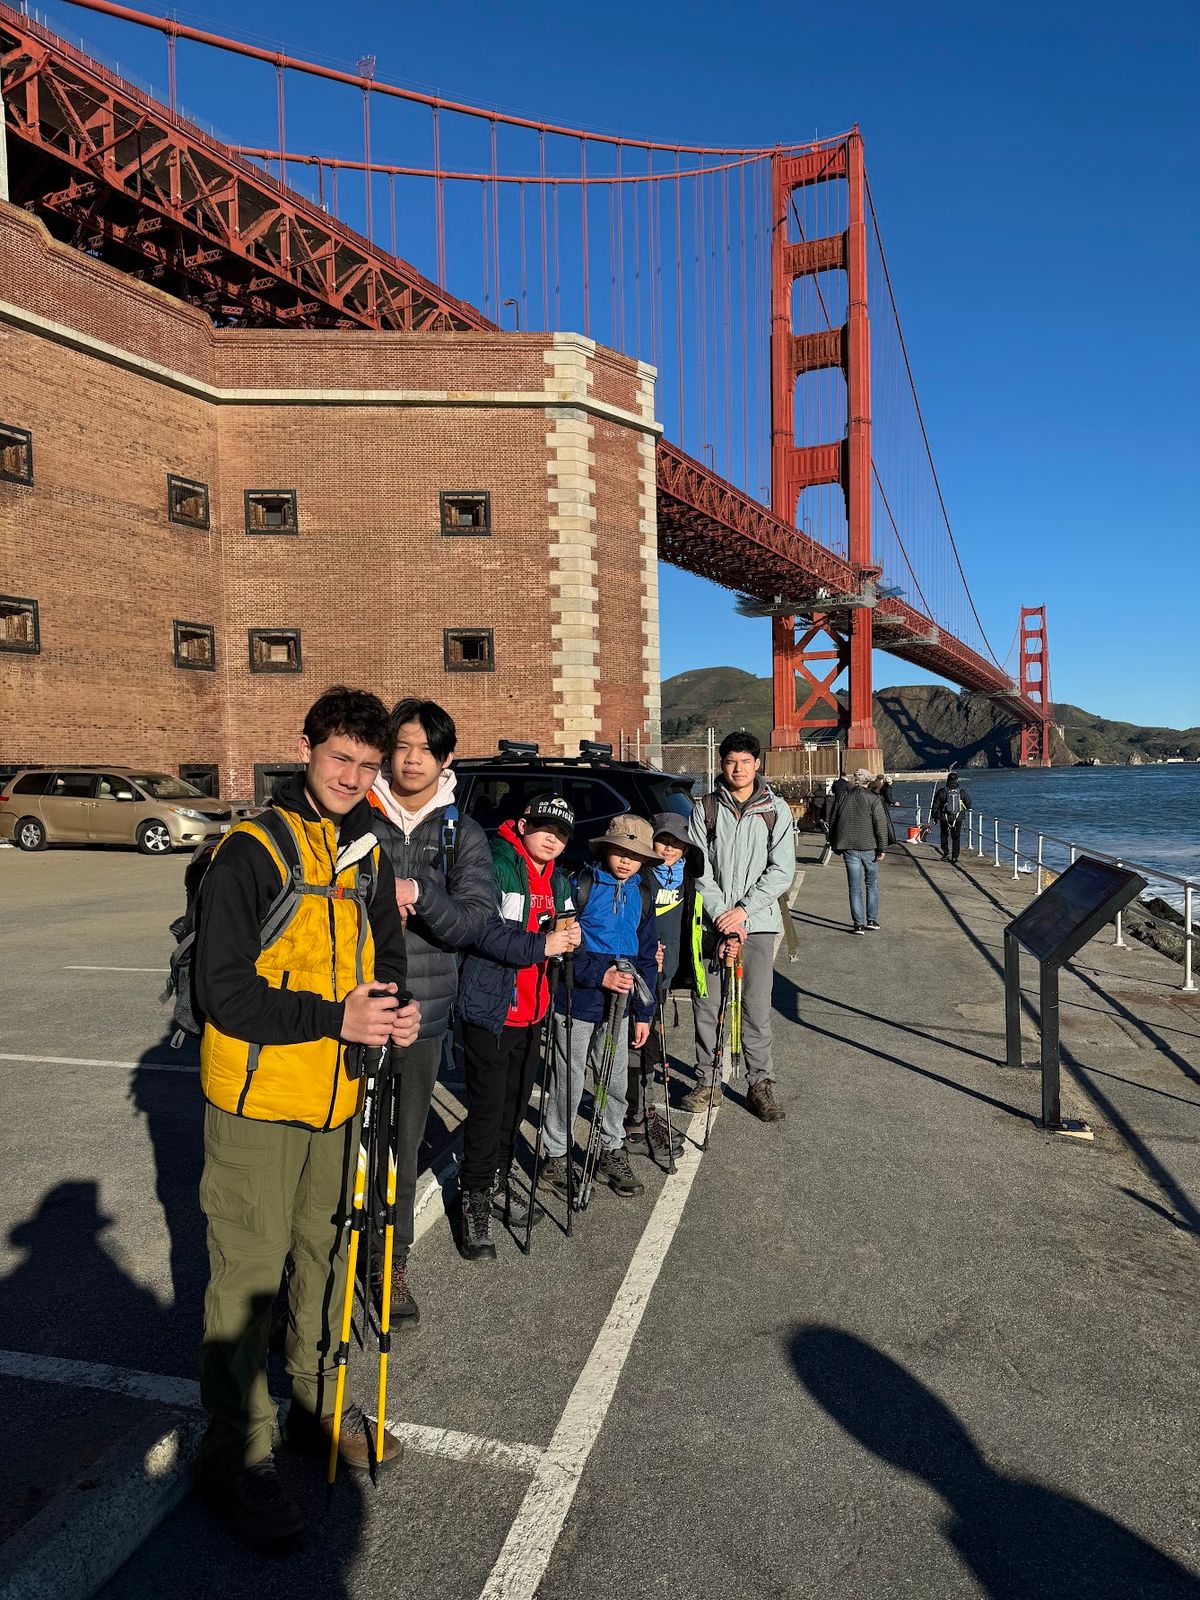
[573,862,655,924]
[943,787,965,824]
[162,807,378,1045]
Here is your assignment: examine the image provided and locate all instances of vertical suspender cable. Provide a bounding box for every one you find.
[632,170,642,357]
[317,160,325,212]
[362,88,372,240]
[166,31,176,114]
[481,180,490,316]
[432,107,446,287]
[388,173,396,256]
[553,180,561,328]
[739,158,748,490]
[722,163,732,479]
[539,131,549,329]
[490,117,501,310]
[674,154,684,444]
[275,63,286,190]
[519,180,528,332]
[609,182,617,345]
[580,137,590,336]
[616,142,625,351]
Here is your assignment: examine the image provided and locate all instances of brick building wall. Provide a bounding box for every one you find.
[0,204,663,797]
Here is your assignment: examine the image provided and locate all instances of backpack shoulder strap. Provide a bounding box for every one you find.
[573,865,593,917]
[702,792,719,848]
[252,808,307,950]
[638,873,655,922]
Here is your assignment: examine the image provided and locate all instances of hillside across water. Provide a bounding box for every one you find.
[662,668,1200,769]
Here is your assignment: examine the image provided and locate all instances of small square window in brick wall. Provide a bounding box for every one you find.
[168,474,210,530]
[439,491,491,536]
[173,620,215,671]
[249,628,302,673]
[0,425,33,486]
[0,596,40,653]
[444,627,494,672]
[245,489,298,534]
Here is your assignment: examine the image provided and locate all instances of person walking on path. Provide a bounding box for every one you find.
[623,812,703,1161]
[930,771,973,863]
[539,814,659,1201]
[193,687,419,1549]
[455,796,581,1256]
[681,731,794,1123]
[829,767,890,934]
[366,699,495,1324]
[870,774,899,846]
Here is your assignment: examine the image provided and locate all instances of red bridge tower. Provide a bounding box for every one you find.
[1018,605,1053,767]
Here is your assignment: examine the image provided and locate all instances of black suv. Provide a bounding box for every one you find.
[452,740,695,868]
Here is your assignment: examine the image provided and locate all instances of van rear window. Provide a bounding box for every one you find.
[10,771,53,796]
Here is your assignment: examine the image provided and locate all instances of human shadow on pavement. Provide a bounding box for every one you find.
[790,1325,1200,1599]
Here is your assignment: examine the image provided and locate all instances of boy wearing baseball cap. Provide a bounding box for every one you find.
[455,795,581,1257]
[539,814,660,1200]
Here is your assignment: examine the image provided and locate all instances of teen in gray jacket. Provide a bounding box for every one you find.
[682,730,794,1123]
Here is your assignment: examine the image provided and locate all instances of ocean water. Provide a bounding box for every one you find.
[900,764,1200,900]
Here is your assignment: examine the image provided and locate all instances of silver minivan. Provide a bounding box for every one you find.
[0,767,237,854]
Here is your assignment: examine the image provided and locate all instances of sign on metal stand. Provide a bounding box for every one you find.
[1004,857,1146,1135]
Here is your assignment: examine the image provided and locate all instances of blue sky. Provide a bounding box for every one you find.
[41,0,1199,728]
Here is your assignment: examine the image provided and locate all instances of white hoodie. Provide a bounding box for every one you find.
[368,768,460,905]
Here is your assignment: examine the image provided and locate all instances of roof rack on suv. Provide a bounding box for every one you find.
[482,738,641,771]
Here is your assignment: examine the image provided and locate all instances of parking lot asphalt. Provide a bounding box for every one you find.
[0,839,1197,1599]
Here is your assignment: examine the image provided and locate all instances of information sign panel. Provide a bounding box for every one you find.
[1007,857,1146,968]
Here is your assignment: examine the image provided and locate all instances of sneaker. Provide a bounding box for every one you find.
[596,1145,645,1197]
[865,920,880,931]
[369,1250,419,1327]
[285,1402,401,1471]
[459,1185,497,1260]
[680,1079,718,1115]
[624,1106,684,1160]
[746,1080,786,1122]
[851,925,867,935]
[492,1166,545,1230]
[201,1457,306,1551]
[537,1154,572,1199]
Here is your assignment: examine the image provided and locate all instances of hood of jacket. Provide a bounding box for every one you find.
[369,766,457,836]
[716,773,777,823]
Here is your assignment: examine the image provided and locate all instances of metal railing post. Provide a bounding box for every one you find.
[1069,842,1077,866]
[1184,884,1196,993]
[976,814,986,858]
[1036,834,1044,895]
[1113,860,1127,948]
[1012,824,1020,880]
[993,818,1000,868]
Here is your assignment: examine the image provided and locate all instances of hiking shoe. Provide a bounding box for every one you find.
[680,1079,718,1115]
[370,1251,420,1327]
[865,920,880,931]
[746,1080,786,1122]
[285,1403,401,1471]
[851,925,867,935]
[625,1107,684,1160]
[597,1145,644,1197]
[201,1457,306,1552]
[492,1166,544,1230]
[459,1186,497,1260]
[538,1154,573,1200]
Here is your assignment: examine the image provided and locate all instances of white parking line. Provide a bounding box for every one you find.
[0,1349,544,1477]
[0,1052,195,1072]
[478,1113,709,1600]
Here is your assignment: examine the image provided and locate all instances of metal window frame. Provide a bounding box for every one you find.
[439,489,492,538]
[443,626,495,673]
[178,762,220,796]
[0,424,34,487]
[173,618,216,672]
[244,488,299,536]
[167,473,211,531]
[0,594,41,654]
[248,626,303,674]
[253,761,304,805]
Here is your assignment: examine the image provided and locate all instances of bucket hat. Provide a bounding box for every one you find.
[589,812,659,863]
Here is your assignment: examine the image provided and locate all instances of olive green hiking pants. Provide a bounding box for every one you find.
[198,1102,359,1476]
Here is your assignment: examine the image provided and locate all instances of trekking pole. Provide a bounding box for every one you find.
[372,1047,401,1475]
[731,954,744,1081]
[523,955,562,1255]
[701,951,735,1153]
[327,1057,380,1492]
[577,985,629,1211]
[563,951,575,1236]
[654,969,677,1176]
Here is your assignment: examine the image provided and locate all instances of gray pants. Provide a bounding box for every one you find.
[693,931,776,1088]
[541,1007,628,1159]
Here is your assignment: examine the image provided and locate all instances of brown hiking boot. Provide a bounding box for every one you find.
[681,1079,718,1115]
[746,1080,785,1122]
[370,1250,420,1327]
[285,1402,402,1471]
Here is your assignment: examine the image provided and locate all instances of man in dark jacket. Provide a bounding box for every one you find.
[194,687,418,1549]
[366,699,494,1324]
[829,767,890,933]
[930,771,972,862]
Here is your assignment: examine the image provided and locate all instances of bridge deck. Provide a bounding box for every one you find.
[0,841,1196,1597]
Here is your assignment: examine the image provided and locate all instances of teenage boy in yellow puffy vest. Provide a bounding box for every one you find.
[194,687,418,1550]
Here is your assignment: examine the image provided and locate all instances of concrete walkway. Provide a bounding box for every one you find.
[0,839,1196,1598]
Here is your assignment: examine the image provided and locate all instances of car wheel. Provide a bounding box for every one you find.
[15,816,47,851]
[136,820,175,856]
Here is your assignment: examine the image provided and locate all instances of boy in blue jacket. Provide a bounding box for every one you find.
[539,814,659,1200]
